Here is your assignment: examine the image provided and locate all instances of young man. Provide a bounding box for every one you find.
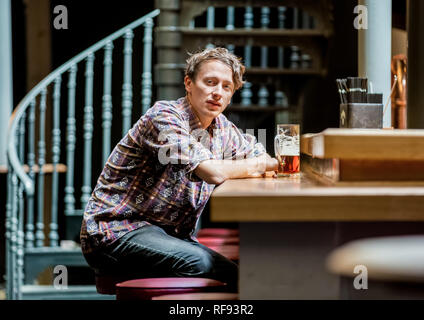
[80,47,278,289]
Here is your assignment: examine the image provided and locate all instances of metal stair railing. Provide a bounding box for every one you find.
[5,9,160,300]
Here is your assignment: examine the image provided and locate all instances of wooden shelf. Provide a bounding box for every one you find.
[301,128,424,160]
[180,27,330,49]
[225,105,289,112]
[246,67,323,76]
[180,28,330,38]
[156,65,325,76]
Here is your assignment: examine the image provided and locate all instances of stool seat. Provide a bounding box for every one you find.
[197,228,239,238]
[95,273,137,295]
[153,292,239,300]
[326,235,424,283]
[197,236,239,246]
[206,244,239,262]
[116,277,228,300]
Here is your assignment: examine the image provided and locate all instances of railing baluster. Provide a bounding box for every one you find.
[5,168,13,299]
[10,172,19,299]
[17,117,25,298]
[19,113,26,163]
[142,20,154,115]
[12,124,21,297]
[226,6,235,53]
[207,7,215,30]
[226,6,235,30]
[258,7,270,107]
[50,76,61,247]
[81,53,95,208]
[226,44,235,53]
[205,7,215,49]
[65,65,77,216]
[241,6,253,106]
[17,179,25,300]
[244,6,254,28]
[36,89,47,247]
[261,7,270,29]
[102,41,114,165]
[122,30,133,135]
[25,99,36,248]
[17,114,26,294]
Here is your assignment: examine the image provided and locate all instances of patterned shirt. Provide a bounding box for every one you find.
[80,97,266,254]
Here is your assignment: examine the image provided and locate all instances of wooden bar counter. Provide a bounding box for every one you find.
[211,175,424,222]
[210,129,424,299]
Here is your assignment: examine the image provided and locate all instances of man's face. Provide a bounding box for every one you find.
[184,60,235,126]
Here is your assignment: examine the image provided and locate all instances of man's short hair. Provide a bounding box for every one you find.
[185,47,246,91]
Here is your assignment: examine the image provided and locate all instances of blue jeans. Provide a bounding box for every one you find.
[83,224,238,290]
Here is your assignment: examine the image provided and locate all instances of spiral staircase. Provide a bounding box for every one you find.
[5,1,333,299]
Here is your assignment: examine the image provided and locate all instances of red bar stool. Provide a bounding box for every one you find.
[116,277,228,300]
[197,236,239,246]
[95,273,136,295]
[206,244,239,262]
[197,228,239,238]
[153,292,239,300]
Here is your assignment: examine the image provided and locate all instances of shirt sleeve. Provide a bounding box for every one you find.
[222,122,266,160]
[136,104,215,179]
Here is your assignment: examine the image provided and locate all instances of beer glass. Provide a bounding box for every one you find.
[274,124,300,175]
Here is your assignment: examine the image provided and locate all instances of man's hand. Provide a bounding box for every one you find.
[264,153,279,172]
[249,153,278,177]
[258,153,279,178]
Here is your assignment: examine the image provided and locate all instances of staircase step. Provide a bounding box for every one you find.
[21,285,114,300]
[25,247,89,284]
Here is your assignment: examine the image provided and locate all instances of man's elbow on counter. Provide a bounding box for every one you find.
[194,164,227,185]
[205,174,227,185]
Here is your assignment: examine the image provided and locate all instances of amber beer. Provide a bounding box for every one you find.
[277,154,300,174]
[274,124,300,175]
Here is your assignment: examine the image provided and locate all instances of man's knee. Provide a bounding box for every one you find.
[176,249,214,276]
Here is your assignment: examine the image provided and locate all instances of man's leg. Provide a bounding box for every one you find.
[102,224,238,289]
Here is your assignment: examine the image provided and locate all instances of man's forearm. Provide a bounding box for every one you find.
[194,156,268,185]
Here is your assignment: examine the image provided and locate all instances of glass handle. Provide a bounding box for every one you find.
[274,135,280,157]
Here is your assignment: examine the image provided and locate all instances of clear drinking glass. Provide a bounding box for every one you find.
[274,124,300,175]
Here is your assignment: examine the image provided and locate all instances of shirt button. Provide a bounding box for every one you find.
[174,228,178,233]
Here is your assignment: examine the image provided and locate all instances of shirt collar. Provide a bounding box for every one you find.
[179,97,218,133]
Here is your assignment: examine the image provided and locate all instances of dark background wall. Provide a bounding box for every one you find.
[1,0,407,285]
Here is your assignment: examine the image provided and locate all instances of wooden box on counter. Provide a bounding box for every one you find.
[300,128,424,185]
